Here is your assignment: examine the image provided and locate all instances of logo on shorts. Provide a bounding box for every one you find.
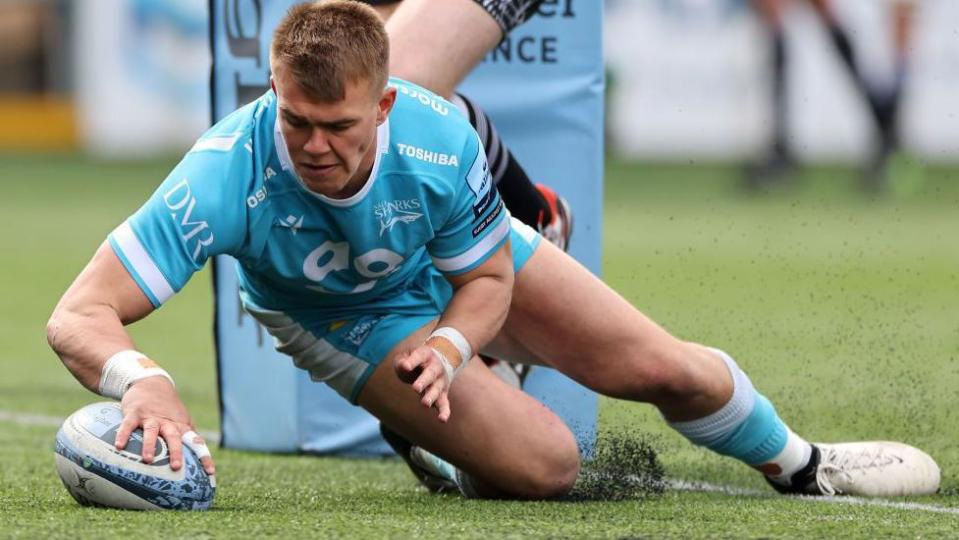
[374,199,423,237]
[343,315,385,346]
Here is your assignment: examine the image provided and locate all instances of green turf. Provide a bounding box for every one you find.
[1,153,957,537]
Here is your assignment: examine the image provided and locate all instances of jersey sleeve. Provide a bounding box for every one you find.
[427,131,510,275]
[107,134,254,307]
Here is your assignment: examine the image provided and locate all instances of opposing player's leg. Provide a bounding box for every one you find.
[489,228,940,496]
[745,0,795,188]
[380,0,516,98]
[357,319,581,499]
[450,93,572,250]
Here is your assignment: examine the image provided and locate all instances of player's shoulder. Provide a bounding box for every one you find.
[385,78,479,179]
[177,92,277,196]
[188,92,273,160]
[389,77,472,138]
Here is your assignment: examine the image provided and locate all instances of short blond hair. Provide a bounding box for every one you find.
[270,0,389,101]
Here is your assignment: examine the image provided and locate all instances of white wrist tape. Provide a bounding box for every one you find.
[430,348,457,385]
[98,350,175,400]
[428,326,472,381]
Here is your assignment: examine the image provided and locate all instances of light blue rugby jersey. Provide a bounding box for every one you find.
[108,78,509,315]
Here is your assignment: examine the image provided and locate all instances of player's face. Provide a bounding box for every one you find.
[273,66,395,198]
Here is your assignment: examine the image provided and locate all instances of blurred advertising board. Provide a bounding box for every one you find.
[74,0,210,157]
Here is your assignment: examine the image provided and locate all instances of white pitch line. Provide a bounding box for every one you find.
[2,409,956,515]
[0,408,220,444]
[667,478,959,516]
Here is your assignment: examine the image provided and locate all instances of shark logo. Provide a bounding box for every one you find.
[373,199,423,237]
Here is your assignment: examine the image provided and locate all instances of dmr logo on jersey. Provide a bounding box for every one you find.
[373,199,423,237]
[163,179,214,262]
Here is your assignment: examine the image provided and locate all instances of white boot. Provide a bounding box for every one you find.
[770,441,941,497]
[812,442,940,496]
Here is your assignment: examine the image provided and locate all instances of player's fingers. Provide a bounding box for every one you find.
[420,378,446,409]
[140,418,160,463]
[435,392,451,423]
[396,349,428,384]
[114,412,140,450]
[396,348,427,373]
[181,430,216,476]
[161,423,184,471]
[412,355,447,394]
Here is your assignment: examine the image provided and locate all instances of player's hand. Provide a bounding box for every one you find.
[395,345,453,422]
[116,376,216,476]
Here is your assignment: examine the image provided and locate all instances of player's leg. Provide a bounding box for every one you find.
[807,0,865,91]
[381,0,502,98]
[490,230,940,496]
[862,0,917,192]
[356,319,581,499]
[746,0,795,188]
[245,302,579,500]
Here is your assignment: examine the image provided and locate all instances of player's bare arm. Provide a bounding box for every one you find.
[46,242,214,475]
[395,239,514,421]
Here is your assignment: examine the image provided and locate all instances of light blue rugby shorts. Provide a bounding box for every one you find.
[246,217,542,404]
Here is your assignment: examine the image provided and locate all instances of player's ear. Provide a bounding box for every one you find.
[376,86,397,125]
[270,77,276,95]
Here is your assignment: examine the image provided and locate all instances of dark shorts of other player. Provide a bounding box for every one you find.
[360,0,547,36]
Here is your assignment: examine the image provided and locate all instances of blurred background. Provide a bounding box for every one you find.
[5,0,959,168]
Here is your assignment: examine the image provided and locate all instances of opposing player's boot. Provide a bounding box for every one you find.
[481,355,530,389]
[767,442,940,497]
[743,147,796,191]
[380,424,458,494]
[535,183,573,251]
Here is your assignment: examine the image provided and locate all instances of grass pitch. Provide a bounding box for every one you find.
[1,153,957,538]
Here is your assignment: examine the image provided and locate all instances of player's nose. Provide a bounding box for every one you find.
[304,127,331,154]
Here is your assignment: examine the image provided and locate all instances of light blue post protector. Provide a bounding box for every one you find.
[210,0,602,456]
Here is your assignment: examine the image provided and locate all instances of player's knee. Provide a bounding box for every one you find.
[516,432,580,499]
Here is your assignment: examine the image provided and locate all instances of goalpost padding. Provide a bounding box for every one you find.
[210,0,603,456]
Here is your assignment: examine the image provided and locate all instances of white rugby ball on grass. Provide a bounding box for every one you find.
[54,402,215,510]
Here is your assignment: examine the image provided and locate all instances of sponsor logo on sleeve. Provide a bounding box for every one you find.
[162,178,214,262]
[472,199,504,238]
[465,153,495,221]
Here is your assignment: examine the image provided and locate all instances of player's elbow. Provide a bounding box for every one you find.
[46,294,92,361]
[46,303,75,359]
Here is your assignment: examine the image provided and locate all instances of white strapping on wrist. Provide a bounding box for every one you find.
[428,326,473,380]
[98,349,175,400]
[430,348,457,385]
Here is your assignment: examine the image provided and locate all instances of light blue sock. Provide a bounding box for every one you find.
[668,349,788,466]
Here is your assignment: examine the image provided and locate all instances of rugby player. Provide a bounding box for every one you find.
[47,1,940,499]
[747,0,916,192]
[368,0,572,250]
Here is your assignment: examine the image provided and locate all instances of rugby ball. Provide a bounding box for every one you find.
[54,402,215,510]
